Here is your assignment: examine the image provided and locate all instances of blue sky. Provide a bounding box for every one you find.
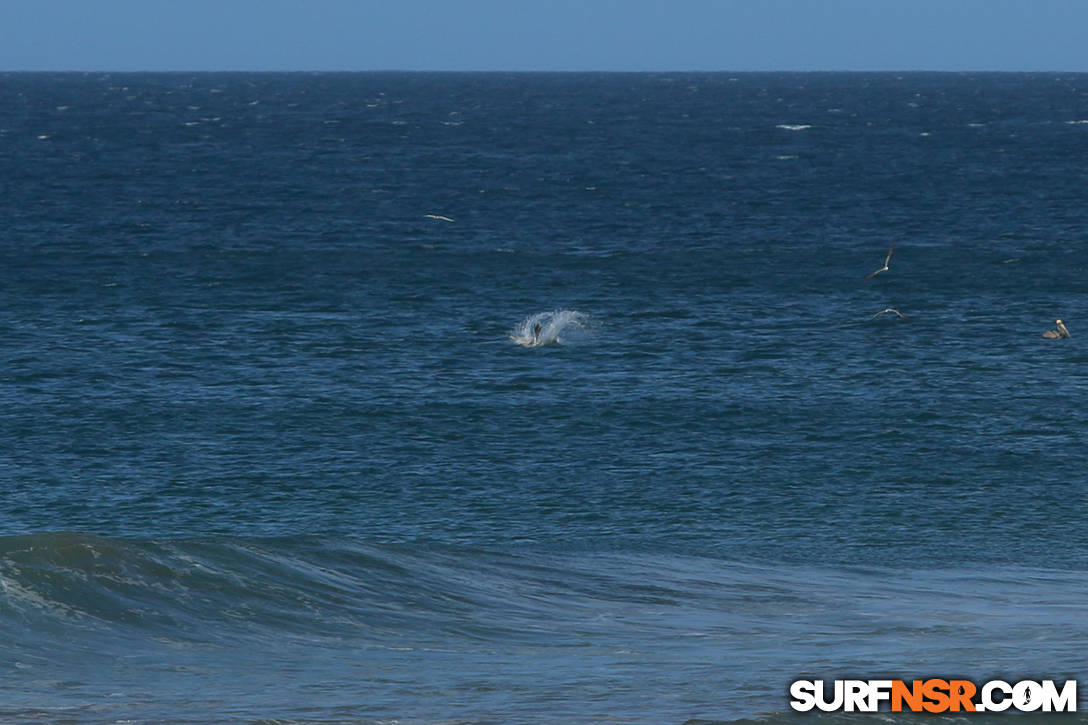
[2,0,1087,72]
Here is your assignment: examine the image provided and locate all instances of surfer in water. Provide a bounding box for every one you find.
[533,323,542,344]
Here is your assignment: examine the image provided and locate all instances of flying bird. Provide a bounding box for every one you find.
[1042,319,1070,339]
[423,214,455,222]
[863,245,895,280]
[872,308,909,320]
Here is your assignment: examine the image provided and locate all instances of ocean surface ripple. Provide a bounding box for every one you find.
[1,71,1086,723]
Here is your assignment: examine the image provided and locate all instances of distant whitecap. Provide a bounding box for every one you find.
[776,124,811,131]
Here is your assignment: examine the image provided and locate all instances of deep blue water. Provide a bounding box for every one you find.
[1,71,1086,724]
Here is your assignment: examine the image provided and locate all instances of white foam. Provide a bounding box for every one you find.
[510,310,589,347]
[776,124,810,131]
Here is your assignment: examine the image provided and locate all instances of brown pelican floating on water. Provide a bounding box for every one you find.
[863,245,895,280]
[1042,319,1070,339]
[872,308,909,320]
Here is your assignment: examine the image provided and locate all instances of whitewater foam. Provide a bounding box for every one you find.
[510,310,590,347]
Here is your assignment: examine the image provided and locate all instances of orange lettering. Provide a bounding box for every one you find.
[922,679,950,713]
[892,680,924,712]
[948,680,976,711]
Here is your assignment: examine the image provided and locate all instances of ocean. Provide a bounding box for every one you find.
[1,71,1085,724]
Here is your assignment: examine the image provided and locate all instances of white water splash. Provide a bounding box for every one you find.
[509,310,589,347]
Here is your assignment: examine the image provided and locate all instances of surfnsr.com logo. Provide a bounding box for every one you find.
[790,679,1077,713]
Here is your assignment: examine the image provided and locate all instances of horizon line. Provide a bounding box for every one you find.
[4,68,1087,75]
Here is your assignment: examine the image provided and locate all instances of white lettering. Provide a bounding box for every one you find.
[1041,679,1077,712]
[815,680,844,712]
[789,680,816,712]
[981,680,1012,712]
[867,680,893,711]
[843,680,867,711]
[1013,680,1043,712]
